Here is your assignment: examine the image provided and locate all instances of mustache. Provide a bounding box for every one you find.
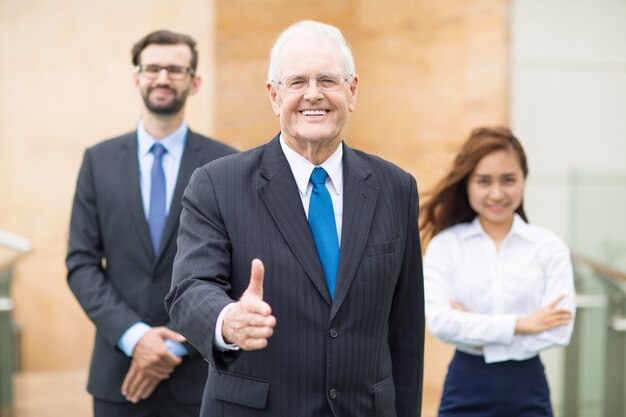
[148,85,177,95]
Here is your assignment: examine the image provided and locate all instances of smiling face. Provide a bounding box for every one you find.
[267,34,358,162]
[467,148,525,232]
[134,43,201,116]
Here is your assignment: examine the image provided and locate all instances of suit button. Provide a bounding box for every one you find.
[329,389,337,399]
[329,328,339,338]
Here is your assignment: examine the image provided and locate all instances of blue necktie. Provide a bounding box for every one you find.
[308,167,340,299]
[148,143,167,254]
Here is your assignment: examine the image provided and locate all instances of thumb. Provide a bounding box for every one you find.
[156,327,187,343]
[546,294,565,309]
[246,258,265,299]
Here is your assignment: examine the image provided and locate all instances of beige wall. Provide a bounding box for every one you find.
[0,0,217,371]
[1,0,509,412]
[214,0,509,190]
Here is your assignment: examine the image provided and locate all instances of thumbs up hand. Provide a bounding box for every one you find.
[246,258,266,300]
[222,259,277,350]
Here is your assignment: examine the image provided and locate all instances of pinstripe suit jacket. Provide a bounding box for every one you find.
[66,130,236,404]
[166,134,424,417]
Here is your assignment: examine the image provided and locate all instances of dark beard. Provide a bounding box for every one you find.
[143,86,189,115]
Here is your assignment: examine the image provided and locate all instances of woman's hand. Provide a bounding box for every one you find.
[515,294,573,334]
[449,300,466,312]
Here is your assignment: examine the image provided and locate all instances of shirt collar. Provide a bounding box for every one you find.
[459,217,484,239]
[137,120,188,159]
[279,134,343,197]
[459,213,535,242]
[510,213,535,241]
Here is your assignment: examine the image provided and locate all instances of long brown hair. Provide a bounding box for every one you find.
[420,126,529,242]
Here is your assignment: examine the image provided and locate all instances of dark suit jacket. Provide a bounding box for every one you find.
[166,135,424,417]
[66,129,236,404]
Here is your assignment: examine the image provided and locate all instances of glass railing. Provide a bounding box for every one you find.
[563,172,626,417]
[566,255,626,417]
[0,230,31,417]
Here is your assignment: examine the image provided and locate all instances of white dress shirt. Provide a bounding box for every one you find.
[137,120,188,218]
[117,121,189,357]
[214,135,345,351]
[424,214,576,363]
[278,135,343,241]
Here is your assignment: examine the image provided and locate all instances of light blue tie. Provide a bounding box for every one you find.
[148,143,167,254]
[308,167,340,299]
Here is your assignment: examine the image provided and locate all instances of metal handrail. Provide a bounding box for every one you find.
[572,253,626,284]
[0,230,32,252]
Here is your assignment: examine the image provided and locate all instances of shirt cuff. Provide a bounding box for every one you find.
[164,339,189,357]
[117,322,151,357]
[214,303,240,352]
[501,314,518,342]
[483,314,517,363]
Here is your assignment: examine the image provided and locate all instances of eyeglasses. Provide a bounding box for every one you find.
[136,64,195,80]
[275,74,352,94]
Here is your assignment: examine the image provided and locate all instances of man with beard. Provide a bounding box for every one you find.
[66,30,236,417]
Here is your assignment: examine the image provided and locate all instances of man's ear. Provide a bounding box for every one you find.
[132,70,140,90]
[189,75,202,96]
[348,74,358,112]
[267,82,281,117]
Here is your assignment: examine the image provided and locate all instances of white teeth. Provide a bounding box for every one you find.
[302,110,326,116]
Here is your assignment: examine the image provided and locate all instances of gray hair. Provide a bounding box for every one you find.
[267,20,355,84]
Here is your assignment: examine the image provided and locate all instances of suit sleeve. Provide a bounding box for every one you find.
[165,167,239,368]
[389,175,425,417]
[66,149,143,349]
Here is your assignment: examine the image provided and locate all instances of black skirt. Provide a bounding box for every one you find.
[438,350,553,417]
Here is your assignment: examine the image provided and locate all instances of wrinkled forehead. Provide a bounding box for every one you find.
[277,34,346,77]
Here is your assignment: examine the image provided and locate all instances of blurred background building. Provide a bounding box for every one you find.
[0,0,624,416]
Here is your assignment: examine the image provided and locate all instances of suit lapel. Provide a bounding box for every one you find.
[331,145,378,320]
[121,132,154,259]
[156,130,203,261]
[257,136,332,306]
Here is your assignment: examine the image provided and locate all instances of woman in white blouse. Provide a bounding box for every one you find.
[421,127,575,417]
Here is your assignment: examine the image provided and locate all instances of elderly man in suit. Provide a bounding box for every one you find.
[66,30,236,417]
[166,20,424,417]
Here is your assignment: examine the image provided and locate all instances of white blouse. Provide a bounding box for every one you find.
[424,214,576,363]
